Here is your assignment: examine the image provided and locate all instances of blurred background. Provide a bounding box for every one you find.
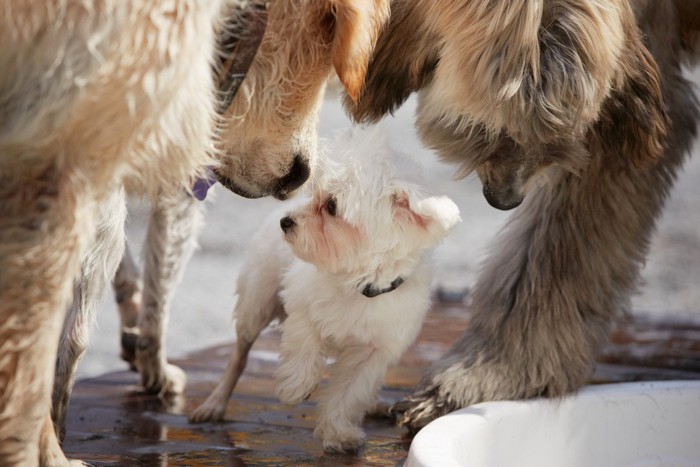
[78,70,700,378]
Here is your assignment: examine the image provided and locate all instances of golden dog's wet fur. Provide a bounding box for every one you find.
[39,0,390,463]
[0,2,223,464]
[346,0,699,429]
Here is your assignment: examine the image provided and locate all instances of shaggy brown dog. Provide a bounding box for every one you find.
[346,0,700,430]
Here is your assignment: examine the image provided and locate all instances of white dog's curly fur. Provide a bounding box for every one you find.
[189,129,460,452]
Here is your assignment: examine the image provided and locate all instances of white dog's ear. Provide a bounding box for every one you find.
[330,0,390,102]
[393,191,461,243]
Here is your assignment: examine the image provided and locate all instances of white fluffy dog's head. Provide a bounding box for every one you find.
[280,128,460,290]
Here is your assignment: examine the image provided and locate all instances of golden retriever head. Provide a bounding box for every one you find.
[347,0,667,210]
[215,0,390,200]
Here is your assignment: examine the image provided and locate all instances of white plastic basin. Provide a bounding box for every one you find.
[406,381,700,467]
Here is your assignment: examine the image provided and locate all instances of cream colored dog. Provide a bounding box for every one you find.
[189,129,460,451]
[1,2,223,465]
[48,0,392,457]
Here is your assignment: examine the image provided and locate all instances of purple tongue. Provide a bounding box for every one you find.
[192,171,217,201]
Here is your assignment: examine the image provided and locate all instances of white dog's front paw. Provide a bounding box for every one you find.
[274,377,315,406]
[275,360,320,405]
[314,422,366,452]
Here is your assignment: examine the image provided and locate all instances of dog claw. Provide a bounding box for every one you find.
[391,385,458,433]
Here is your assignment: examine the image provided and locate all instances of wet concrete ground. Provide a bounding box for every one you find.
[63,299,700,466]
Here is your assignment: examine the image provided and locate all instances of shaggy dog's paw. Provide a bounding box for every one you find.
[393,339,585,432]
[391,384,459,433]
[391,357,487,433]
[314,422,366,452]
[189,398,226,424]
[136,337,187,395]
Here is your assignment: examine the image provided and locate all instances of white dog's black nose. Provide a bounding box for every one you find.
[280,216,295,233]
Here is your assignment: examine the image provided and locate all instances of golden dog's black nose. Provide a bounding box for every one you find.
[274,154,310,200]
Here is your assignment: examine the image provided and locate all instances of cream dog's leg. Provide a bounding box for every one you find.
[39,412,87,467]
[53,187,126,441]
[0,163,96,466]
[113,244,142,369]
[135,190,204,395]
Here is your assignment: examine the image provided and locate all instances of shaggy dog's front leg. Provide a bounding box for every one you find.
[0,163,96,466]
[136,189,204,395]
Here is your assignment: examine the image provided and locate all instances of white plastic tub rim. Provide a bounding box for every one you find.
[406,380,700,467]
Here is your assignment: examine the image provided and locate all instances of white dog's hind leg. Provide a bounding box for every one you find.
[188,336,256,423]
[53,187,127,441]
[113,244,142,369]
[314,346,393,452]
[188,304,282,423]
[135,190,204,395]
[190,247,288,423]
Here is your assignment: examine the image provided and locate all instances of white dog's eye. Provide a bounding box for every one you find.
[326,197,337,216]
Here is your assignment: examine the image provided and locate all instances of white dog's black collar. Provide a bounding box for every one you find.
[361,277,405,298]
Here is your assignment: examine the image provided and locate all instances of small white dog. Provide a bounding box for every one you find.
[189,129,460,451]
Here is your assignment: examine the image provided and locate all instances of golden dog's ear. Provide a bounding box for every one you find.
[331,0,390,103]
[342,0,440,123]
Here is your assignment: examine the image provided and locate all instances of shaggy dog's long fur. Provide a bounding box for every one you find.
[344,0,700,430]
[49,0,390,451]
